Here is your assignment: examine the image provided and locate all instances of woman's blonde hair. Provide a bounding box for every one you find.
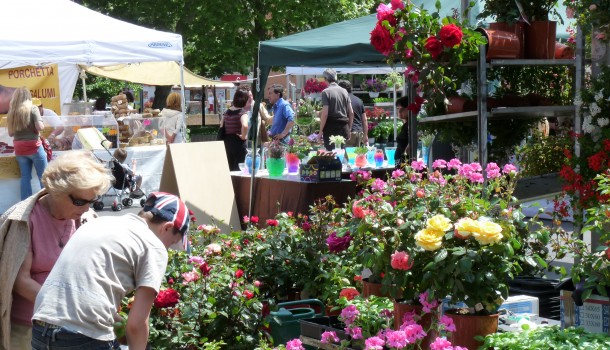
[42,150,114,196]
[6,87,33,135]
[166,92,182,111]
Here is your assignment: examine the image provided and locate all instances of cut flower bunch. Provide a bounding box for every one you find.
[304,78,328,94]
[370,0,485,115]
[337,159,552,314]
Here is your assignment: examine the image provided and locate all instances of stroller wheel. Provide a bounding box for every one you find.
[122,198,133,207]
[112,203,123,211]
[140,198,146,207]
[93,201,104,211]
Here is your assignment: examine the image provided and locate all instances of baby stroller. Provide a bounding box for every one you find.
[83,130,146,211]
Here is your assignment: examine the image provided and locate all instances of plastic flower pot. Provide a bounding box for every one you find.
[355,154,368,167]
[267,157,285,177]
[285,152,300,174]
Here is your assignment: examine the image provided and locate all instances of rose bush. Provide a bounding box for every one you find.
[370,0,486,115]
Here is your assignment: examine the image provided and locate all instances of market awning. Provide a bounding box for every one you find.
[80,62,233,88]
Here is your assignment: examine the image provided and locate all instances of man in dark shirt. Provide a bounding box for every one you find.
[339,80,368,147]
[395,96,410,167]
[318,68,354,150]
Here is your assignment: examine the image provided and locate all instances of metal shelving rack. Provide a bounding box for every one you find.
[418,31,585,171]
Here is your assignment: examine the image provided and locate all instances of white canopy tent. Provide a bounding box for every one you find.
[0,0,186,112]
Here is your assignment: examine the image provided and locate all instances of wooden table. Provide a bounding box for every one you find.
[231,172,357,223]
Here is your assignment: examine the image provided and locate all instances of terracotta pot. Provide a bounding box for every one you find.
[361,278,403,299]
[393,301,438,349]
[555,42,574,59]
[445,310,499,350]
[476,27,521,60]
[447,96,468,114]
[524,21,557,59]
[488,22,526,58]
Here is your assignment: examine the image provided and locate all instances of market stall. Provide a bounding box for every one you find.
[0,0,186,213]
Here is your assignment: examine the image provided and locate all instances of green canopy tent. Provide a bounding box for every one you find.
[249,1,575,216]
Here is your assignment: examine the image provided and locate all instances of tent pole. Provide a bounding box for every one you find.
[179,61,187,141]
[79,69,87,103]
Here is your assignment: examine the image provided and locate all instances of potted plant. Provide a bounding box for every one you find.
[285,135,311,174]
[370,1,486,116]
[354,146,369,167]
[515,130,571,177]
[518,0,562,59]
[360,78,388,98]
[481,325,610,349]
[266,140,285,177]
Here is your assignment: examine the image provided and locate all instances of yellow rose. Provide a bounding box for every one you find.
[454,217,479,239]
[415,228,443,251]
[426,214,452,232]
[472,221,503,245]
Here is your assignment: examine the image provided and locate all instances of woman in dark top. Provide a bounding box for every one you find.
[221,89,249,171]
[395,96,410,167]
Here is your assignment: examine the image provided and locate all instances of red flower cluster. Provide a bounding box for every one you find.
[154,288,180,308]
[425,24,464,59]
[304,78,329,93]
[339,287,360,301]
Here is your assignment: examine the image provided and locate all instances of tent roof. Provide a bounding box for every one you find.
[286,66,403,75]
[82,62,233,88]
[260,14,387,68]
[0,0,183,69]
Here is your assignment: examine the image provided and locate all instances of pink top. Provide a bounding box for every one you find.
[11,200,76,326]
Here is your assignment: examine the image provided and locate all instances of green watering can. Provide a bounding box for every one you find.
[266,299,325,345]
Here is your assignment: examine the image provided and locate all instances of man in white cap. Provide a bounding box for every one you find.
[31,192,191,350]
[318,68,354,150]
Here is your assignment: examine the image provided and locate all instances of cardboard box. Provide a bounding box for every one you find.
[560,290,610,334]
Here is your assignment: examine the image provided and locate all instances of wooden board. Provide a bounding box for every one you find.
[159,142,240,233]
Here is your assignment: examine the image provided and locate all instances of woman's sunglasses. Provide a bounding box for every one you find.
[69,194,101,207]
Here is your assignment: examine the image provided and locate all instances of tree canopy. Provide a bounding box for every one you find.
[78,0,377,77]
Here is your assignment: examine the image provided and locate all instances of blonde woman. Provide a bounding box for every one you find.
[7,87,47,199]
[0,150,113,349]
[159,92,185,143]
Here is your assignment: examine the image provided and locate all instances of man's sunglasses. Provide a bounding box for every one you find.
[69,194,101,207]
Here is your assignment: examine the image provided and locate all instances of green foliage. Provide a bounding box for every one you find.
[80,0,376,77]
[480,325,610,349]
[515,130,571,176]
[477,0,521,23]
[370,120,396,140]
[73,75,140,103]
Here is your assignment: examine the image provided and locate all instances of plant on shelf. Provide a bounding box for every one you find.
[515,130,572,177]
[564,0,610,41]
[383,71,404,89]
[478,0,521,23]
[369,120,395,143]
[360,77,388,93]
[519,0,562,21]
[370,0,486,116]
[304,78,328,94]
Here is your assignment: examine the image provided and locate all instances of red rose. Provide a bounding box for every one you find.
[154,288,180,308]
[266,219,279,227]
[235,269,244,278]
[439,24,464,48]
[339,287,360,301]
[376,3,397,27]
[244,290,254,299]
[370,23,395,56]
[250,216,259,224]
[424,36,444,59]
[199,262,212,276]
[301,221,311,231]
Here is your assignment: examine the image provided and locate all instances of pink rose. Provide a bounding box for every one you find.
[391,251,414,271]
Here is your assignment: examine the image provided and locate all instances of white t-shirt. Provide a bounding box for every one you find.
[32,214,168,341]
